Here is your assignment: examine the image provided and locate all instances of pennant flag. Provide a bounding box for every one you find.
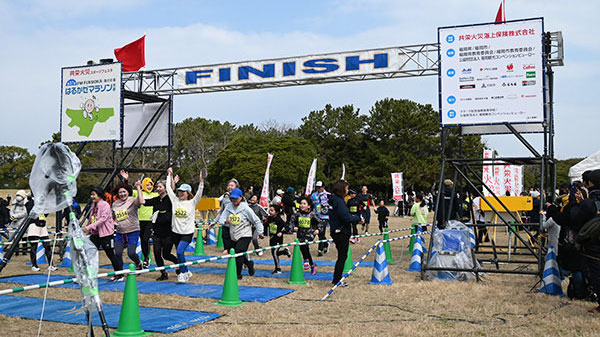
[305,159,317,196]
[495,0,505,23]
[391,172,403,201]
[114,35,146,72]
[260,153,274,208]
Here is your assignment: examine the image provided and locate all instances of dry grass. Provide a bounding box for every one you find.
[1,205,600,337]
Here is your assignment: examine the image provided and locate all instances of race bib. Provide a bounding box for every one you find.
[298,217,311,228]
[90,215,98,224]
[115,209,129,222]
[269,222,278,234]
[229,214,241,226]
[39,214,47,221]
[363,201,368,207]
[174,208,188,218]
[349,206,357,213]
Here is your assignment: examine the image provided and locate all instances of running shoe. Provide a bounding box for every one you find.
[177,272,187,283]
[48,265,58,272]
[142,261,149,268]
[317,251,323,257]
[350,238,356,244]
[156,272,168,281]
[185,271,193,280]
[356,237,361,243]
[284,248,292,257]
[272,268,282,275]
[303,260,310,270]
[247,260,255,276]
[311,264,317,275]
[257,251,264,256]
[31,266,40,272]
[110,275,124,282]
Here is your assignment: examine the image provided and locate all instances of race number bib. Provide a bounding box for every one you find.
[39,214,47,221]
[298,217,311,228]
[174,208,188,218]
[363,201,368,207]
[115,209,129,222]
[349,206,357,213]
[229,214,241,226]
[269,222,278,234]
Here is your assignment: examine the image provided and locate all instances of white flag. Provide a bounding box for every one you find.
[305,158,317,196]
[391,172,403,201]
[341,163,346,181]
[259,153,274,208]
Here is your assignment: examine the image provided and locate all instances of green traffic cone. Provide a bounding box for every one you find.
[343,245,353,274]
[215,248,243,307]
[408,225,416,254]
[193,228,206,256]
[287,239,306,285]
[216,226,224,249]
[383,228,395,264]
[111,264,153,337]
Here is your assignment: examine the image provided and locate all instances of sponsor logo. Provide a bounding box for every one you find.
[522,80,536,86]
[459,76,474,82]
[502,82,518,87]
[476,76,498,81]
[65,79,77,86]
[507,94,518,99]
[521,94,537,98]
[491,95,504,100]
[526,71,536,78]
[480,67,498,72]
[447,96,456,104]
[459,97,472,101]
[474,96,489,101]
[447,109,456,118]
[523,64,536,70]
[461,68,472,74]
[481,83,496,88]
[460,84,476,89]
[446,68,456,77]
[500,74,524,79]
[506,63,514,72]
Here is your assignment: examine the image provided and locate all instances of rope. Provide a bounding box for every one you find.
[0,236,69,246]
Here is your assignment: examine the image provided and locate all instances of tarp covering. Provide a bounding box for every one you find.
[569,150,600,182]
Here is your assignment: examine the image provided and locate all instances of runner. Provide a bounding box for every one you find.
[266,204,290,274]
[248,194,267,256]
[144,180,179,281]
[358,185,375,234]
[290,196,323,275]
[111,180,145,271]
[83,187,121,280]
[312,181,331,256]
[346,189,362,243]
[166,167,204,283]
[217,188,263,280]
[216,178,240,254]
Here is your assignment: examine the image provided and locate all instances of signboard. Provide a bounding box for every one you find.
[178,47,408,90]
[391,172,403,201]
[482,149,523,196]
[438,18,544,126]
[123,102,171,148]
[60,63,122,143]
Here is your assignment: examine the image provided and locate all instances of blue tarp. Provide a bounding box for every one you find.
[0,294,220,334]
[0,274,293,303]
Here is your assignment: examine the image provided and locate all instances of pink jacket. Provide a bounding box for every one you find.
[87,199,114,238]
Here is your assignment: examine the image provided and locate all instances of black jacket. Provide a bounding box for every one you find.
[145,195,173,237]
[435,186,460,226]
[329,194,361,236]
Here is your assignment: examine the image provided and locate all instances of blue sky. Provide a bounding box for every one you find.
[0,0,597,160]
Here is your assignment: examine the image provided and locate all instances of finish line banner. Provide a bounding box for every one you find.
[178,48,408,89]
[438,18,545,126]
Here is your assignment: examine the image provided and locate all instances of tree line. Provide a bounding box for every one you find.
[0,98,580,201]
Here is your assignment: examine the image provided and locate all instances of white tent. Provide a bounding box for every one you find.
[568,150,600,182]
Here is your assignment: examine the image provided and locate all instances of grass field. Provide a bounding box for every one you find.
[1,202,599,336]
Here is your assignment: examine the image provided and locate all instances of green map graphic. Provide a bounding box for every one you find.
[65,108,114,137]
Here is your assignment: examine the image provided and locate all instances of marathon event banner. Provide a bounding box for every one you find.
[177,48,408,89]
[60,63,122,143]
[259,153,274,208]
[391,172,403,201]
[439,18,544,126]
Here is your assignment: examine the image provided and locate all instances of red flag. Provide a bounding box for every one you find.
[114,35,146,72]
[495,1,505,23]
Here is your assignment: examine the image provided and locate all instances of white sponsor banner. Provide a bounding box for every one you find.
[123,102,170,148]
[177,48,407,90]
[439,18,544,126]
[259,153,274,208]
[391,172,403,201]
[61,63,122,143]
[305,159,317,196]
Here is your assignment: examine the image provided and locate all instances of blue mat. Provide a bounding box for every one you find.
[0,274,293,303]
[186,255,375,267]
[0,294,219,333]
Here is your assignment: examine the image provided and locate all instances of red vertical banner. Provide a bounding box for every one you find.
[259,153,274,208]
[391,172,403,201]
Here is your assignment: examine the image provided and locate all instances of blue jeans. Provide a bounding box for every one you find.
[173,233,193,273]
[114,231,141,270]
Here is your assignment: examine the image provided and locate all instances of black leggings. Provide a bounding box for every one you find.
[139,221,153,262]
[300,244,314,267]
[153,234,178,268]
[318,219,328,252]
[270,236,286,270]
[89,235,120,272]
[233,237,252,277]
[29,236,53,267]
[332,231,350,284]
[351,222,359,236]
[222,225,234,252]
[378,220,388,233]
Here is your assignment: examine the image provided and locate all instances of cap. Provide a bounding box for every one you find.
[316,181,323,187]
[276,189,284,195]
[444,179,453,186]
[16,190,27,198]
[230,188,243,199]
[348,189,357,195]
[530,191,540,198]
[177,184,192,192]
